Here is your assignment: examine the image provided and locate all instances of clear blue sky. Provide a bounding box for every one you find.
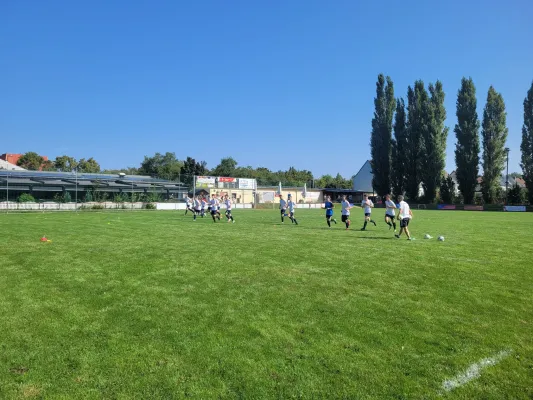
[2,0,532,178]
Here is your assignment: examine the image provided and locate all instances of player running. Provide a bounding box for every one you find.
[210,195,221,222]
[322,196,337,227]
[384,194,397,231]
[341,195,354,230]
[360,194,377,231]
[200,196,207,218]
[206,195,212,215]
[185,196,194,215]
[279,195,288,223]
[395,195,413,240]
[224,195,235,223]
[286,194,298,225]
[193,196,201,221]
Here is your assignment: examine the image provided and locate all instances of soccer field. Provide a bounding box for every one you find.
[1,209,532,399]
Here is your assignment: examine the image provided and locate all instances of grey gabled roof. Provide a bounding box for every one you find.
[352,160,374,193]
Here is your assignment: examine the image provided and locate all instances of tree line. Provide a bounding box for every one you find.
[12,152,353,189]
[370,74,533,204]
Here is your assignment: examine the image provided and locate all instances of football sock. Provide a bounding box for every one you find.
[392,221,397,230]
[363,221,368,229]
[333,219,337,224]
[327,219,331,227]
[371,220,376,226]
[293,218,298,225]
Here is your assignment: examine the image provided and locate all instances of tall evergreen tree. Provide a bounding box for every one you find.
[420,81,448,202]
[481,86,508,203]
[404,81,426,201]
[454,77,480,204]
[370,74,395,197]
[520,81,533,203]
[391,98,407,196]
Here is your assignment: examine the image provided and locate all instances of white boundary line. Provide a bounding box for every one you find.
[442,349,512,392]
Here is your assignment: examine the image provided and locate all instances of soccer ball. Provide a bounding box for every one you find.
[438,236,445,242]
[424,234,432,239]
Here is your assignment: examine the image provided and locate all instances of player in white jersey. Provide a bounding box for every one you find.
[384,194,397,231]
[395,195,413,240]
[210,195,221,222]
[340,195,354,230]
[200,197,207,217]
[279,195,288,223]
[185,196,194,215]
[206,195,212,215]
[360,194,377,231]
[193,196,201,221]
[286,194,298,225]
[224,195,235,223]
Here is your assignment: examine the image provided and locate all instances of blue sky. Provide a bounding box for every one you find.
[2,0,532,178]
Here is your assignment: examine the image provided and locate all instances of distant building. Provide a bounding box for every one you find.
[352,160,373,193]
[1,153,49,171]
[0,159,25,171]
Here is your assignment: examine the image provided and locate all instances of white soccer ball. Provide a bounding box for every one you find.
[438,236,445,242]
[424,234,432,239]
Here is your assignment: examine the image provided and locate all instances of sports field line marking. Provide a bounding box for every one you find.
[442,349,512,392]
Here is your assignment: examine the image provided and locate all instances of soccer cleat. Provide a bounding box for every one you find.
[372,221,377,226]
[395,234,400,238]
[333,220,337,224]
[232,220,235,224]
[360,228,366,231]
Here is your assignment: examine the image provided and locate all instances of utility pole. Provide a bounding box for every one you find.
[505,148,510,205]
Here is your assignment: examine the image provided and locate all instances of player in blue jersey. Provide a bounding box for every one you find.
[322,196,337,227]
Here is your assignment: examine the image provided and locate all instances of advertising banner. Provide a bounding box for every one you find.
[218,177,236,183]
[196,176,215,188]
[239,178,256,189]
[303,191,320,202]
[464,205,483,211]
[437,204,456,210]
[261,191,275,202]
[504,205,526,212]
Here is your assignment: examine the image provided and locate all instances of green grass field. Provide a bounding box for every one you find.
[1,209,532,399]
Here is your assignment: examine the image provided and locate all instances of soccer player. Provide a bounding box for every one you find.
[286,194,298,225]
[206,195,212,215]
[193,196,201,221]
[210,195,221,222]
[185,196,194,215]
[279,194,287,223]
[395,195,413,240]
[341,195,354,230]
[200,196,207,217]
[322,196,337,227]
[360,194,377,231]
[384,194,397,231]
[224,195,235,223]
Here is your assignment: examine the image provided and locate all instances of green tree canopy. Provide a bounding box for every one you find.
[370,74,395,197]
[210,157,238,177]
[520,81,533,203]
[481,86,508,203]
[138,152,183,180]
[78,157,101,173]
[17,152,44,170]
[54,155,78,172]
[454,77,481,204]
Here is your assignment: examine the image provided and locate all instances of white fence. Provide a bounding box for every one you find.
[0,202,259,211]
